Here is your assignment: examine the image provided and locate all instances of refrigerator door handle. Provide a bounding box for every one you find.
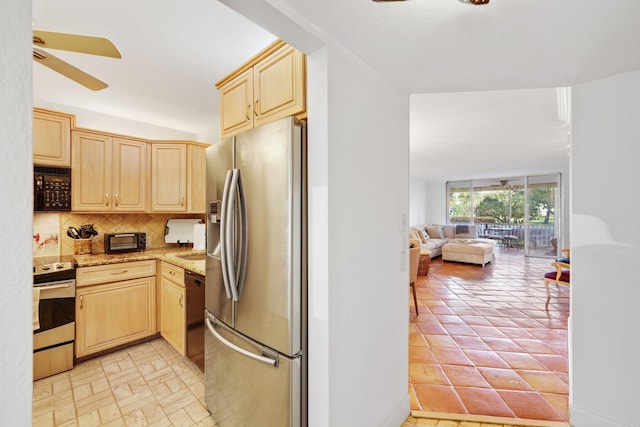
[235,170,248,300]
[225,169,240,301]
[219,169,233,299]
[205,316,278,367]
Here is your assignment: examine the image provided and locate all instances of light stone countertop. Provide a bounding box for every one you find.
[74,248,206,275]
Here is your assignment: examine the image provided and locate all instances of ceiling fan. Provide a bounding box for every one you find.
[372,0,489,4]
[33,30,121,91]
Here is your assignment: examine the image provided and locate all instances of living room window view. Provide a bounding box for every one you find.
[448,174,561,257]
[409,174,569,423]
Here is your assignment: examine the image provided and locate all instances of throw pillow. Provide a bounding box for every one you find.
[411,228,427,243]
[425,226,444,239]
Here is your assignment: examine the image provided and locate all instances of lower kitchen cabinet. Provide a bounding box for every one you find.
[76,261,156,358]
[160,261,186,355]
[160,278,186,355]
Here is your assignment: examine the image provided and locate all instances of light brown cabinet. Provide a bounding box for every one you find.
[151,143,187,212]
[217,40,305,137]
[33,108,73,167]
[72,130,149,212]
[75,261,156,358]
[187,145,206,213]
[160,261,186,355]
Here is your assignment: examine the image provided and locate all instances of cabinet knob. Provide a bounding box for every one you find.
[179,295,184,308]
[246,104,251,122]
[115,193,119,206]
[79,295,84,309]
[105,193,109,206]
[254,99,259,117]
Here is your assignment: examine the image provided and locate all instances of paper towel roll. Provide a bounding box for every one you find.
[193,223,206,250]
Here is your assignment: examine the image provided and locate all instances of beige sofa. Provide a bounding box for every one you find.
[410,224,497,259]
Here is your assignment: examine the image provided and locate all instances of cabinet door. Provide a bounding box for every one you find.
[72,131,112,211]
[187,145,206,213]
[33,110,72,167]
[253,44,305,127]
[219,69,254,137]
[160,278,186,355]
[112,138,148,212]
[76,277,156,358]
[151,143,187,212]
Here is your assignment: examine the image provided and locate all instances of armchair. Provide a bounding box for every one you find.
[544,248,570,310]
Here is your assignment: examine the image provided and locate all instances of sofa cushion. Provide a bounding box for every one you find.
[442,225,456,239]
[410,228,428,243]
[426,226,444,239]
[455,224,477,239]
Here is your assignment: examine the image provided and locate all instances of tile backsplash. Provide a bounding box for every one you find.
[34,212,205,256]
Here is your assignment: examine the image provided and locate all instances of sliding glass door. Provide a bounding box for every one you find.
[524,174,561,257]
[446,173,561,258]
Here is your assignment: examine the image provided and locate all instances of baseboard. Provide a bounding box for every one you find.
[570,404,629,427]
[411,410,571,427]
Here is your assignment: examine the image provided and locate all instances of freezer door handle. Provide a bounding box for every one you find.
[235,169,248,300]
[219,169,233,299]
[206,316,278,367]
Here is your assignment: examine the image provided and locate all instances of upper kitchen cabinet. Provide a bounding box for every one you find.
[187,144,206,213]
[151,142,208,213]
[151,143,187,212]
[72,130,149,212]
[33,108,73,167]
[216,40,306,138]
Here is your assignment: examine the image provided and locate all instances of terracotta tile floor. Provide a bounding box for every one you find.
[409,251,570,423]
[33,338,217,426]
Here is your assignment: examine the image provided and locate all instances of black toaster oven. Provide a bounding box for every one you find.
[104,232,146,254]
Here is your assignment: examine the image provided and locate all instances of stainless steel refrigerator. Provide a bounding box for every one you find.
[204,117,306,426]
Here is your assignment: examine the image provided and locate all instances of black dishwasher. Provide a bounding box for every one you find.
[185,270,205,371]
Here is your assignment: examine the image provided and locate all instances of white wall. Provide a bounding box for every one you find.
[34,100,201,142]
[0,0,34,424]
[425,180,447,225]
[306,41,410,427]
[409,176,428,225]
[570,69,640,427]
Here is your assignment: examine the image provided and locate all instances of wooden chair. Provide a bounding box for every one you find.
[409,246,420,314]
[544,248,570,309]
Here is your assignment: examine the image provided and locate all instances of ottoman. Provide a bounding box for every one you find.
[442,241,493,267]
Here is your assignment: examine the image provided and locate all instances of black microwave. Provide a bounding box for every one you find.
[34,166,71,211]
[105,232,147,254]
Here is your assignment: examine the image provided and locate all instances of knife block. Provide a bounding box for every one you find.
[74,238,92,255]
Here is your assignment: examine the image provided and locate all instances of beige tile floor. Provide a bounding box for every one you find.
[33,338,216,426]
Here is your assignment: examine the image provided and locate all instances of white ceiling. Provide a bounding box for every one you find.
[33,0,640,181]
[32,0,277,136]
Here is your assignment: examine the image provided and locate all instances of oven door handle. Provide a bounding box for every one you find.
[37,283,71,291]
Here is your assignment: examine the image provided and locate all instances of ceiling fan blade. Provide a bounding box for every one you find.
[33,30,121,58]
[33,48,108,91]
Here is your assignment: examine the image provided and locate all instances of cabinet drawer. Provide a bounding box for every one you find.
[162,262,185,286]
[77,260,156,287]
